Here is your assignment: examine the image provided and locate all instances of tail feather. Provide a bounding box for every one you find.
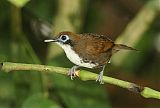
[113,44,137,51]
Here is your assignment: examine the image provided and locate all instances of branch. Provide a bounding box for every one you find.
[0,62,160,99]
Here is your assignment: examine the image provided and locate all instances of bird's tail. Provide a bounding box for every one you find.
[113,44,137,51]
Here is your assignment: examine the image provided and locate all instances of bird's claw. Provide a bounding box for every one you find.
[96,71,104,84]
[67,66,79,80]
[68,68,76,80]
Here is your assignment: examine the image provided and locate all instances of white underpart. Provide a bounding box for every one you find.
[57,43,98,68]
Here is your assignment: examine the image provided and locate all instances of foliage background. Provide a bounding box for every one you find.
[0,0,160,108]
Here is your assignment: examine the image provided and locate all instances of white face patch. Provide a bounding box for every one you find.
[56,42,98,68]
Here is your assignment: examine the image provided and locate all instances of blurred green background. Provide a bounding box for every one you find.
[0,0,160,108]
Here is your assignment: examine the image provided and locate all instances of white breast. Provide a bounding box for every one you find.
[57,43,98,68]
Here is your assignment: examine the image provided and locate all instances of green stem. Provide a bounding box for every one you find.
[1,62,160,99]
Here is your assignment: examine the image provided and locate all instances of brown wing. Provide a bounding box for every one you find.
[85,38,114,56]
[73,34,114,65]
[77,33,114,55]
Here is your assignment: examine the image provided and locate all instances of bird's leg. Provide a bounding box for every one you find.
[68,65,80,80]
[96,65,106,84]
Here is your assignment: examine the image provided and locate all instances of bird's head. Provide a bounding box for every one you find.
[44,31,79,47]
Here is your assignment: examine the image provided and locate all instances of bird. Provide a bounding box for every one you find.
[44,31,136,84]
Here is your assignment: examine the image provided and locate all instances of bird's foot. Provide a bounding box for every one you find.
[96,71,104,84]
[68,65,79,80]
[96,65,106,84]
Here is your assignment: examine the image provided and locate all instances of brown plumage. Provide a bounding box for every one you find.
[56,31,136,67]
[45,31,136,84]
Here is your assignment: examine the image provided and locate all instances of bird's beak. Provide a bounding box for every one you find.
[44,38,57,43]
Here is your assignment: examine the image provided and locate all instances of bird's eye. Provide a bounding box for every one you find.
[60,35,70,42]
[58,35,70,44]
[59,35,71,44]
[61,35,67,40]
